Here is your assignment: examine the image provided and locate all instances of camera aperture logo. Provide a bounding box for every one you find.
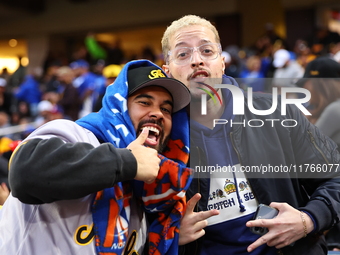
[197,82,223,115]
[199,84,311,128]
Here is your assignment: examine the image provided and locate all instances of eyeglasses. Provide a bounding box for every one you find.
[168,43,222,65]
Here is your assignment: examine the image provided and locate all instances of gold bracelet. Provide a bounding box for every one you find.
[300,211,307,238]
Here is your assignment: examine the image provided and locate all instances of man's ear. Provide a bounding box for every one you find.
[162,64,171,77]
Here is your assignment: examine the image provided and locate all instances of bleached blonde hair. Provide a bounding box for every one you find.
[161,15,221,63]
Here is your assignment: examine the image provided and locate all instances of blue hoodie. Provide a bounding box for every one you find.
[76,59,192,255]
[15,75,42,104]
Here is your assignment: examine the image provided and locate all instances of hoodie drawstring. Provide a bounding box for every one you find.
[223,125,246,213]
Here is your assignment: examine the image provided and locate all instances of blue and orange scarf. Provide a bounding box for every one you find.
[76,59,192,255]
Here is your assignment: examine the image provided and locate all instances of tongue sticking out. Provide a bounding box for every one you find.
[145,131,158,146]
[148,133,157,141]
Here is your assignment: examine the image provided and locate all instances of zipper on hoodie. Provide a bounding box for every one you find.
[307,130,330,164]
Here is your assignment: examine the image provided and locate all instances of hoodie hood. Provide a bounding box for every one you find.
[76,59,189,160]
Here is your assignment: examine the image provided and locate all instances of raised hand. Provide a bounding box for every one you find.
[127,127,160,184]
[246,202,314,252]
[179,193,220,245]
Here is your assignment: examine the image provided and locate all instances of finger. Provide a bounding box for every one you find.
[270,236,294,249]
[247,234,270,252]
[179,229,206,246]
[269,202,282,210]
[246,218,274,228]
[135,127,149,145]
[186,193,202,213]
[195,209,220,222]
[193,228,206,241]
[1,183,9,193]
[191,220,209,232]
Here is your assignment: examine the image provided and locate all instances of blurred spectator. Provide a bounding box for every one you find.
[56,66,81,121]
[296,57,340,252]
[141,45,156,62]
[35,100,63,127]
[93,64,122,112]
[35,100,54,125]
[72,45,89,63]
[253,34,273,58]
[14,67,43,118]
[330,41,340,63]
[70,59,97,118]
[0,112,10,130]
[308,27,340,56]
[0,68,10,83]
[0,78,13,117]
[90,60,107,111]
[272,49,304,91]
[294,39,316,69]
[224,45,243,78]
[42,50,65,75]
[239,55,266,92]
[43,91,61,110]
[7,56,26,93]
[84,33,106,65]
[106,39,125,65]
[42,62,62,93]
[263,23,285,46]
[11,101,31,126]
[221,51,231,69]
[0,111,16,142]
[297,57,340,127]
[85,33,125,65]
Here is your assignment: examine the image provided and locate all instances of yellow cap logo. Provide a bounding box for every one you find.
[310,70,319,76]
[148,69,165,79]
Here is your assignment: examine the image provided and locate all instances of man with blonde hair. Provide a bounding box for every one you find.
[161,14,340,255]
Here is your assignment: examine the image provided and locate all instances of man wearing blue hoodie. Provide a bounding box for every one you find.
[1,60,192,255]
[161,15,340,255]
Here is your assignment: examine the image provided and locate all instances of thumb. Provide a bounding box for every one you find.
[134,127,149,145]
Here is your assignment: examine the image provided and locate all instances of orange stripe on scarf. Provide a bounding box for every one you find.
[103,199,119,247]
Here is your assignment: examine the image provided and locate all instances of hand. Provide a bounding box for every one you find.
[0,182,10,206]
[246,202,314,252]
[179,193,219,245]
[127,128,160,184]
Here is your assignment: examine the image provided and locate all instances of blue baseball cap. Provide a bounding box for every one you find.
[70,59,89,69]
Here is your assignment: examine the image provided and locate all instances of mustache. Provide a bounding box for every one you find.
[188,68,211,80]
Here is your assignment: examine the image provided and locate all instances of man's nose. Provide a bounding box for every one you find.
[149,107,164,119]
[190,49,204,67]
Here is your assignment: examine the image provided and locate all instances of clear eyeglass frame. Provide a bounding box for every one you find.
[167,43,222,65]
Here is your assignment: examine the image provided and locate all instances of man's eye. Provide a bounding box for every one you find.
[201,48,214,55]
[161,107,172,114]
[138,101,149,105]
[176,49,191,59]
